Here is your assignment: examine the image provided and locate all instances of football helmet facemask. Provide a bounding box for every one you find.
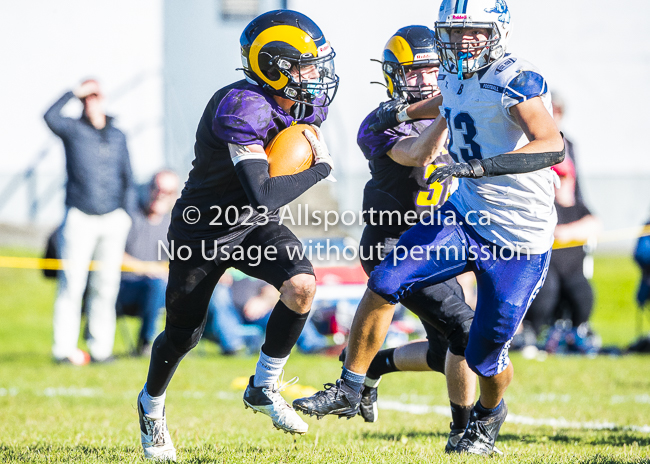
[240,10,339,107]
[435,0,512,79]
[381,26,440,103]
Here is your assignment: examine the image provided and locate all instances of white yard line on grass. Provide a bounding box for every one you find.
[3,386,649,433]
[379,399,650,433]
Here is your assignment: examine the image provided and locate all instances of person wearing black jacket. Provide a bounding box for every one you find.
[44,79,133,365]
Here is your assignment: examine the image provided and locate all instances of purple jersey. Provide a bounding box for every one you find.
[170,80,328,245]
[357,105,453,234]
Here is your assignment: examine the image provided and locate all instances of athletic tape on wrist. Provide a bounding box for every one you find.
[396,107,411,123]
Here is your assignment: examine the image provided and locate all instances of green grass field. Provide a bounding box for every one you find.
[1,247,649,463]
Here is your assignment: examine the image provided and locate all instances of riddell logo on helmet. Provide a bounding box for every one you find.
[318,43,331,55]
[452,14,468,19]
[415,53,435,60]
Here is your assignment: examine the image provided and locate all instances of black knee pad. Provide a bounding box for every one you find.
[448,318,472,357]
[426,347,446,374]
[163,322,205,357]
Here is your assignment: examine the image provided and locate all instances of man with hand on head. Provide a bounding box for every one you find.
[44,79,133,366]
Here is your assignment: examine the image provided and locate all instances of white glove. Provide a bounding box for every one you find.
[303,126,336,182]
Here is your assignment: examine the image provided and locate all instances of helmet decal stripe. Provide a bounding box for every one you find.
[383,71,394,96]
[455,0,468,14]
[250,25,319,90]
[385,35,414,65]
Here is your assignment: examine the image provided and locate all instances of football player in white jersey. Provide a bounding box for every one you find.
[293,0,564,455]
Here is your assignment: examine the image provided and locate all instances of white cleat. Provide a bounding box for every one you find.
[137,391,177,461]
[243,374,308,435]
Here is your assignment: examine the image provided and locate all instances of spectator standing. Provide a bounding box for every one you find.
[44,79,133,364]
[524,158,601,350]
[118,171,180,356]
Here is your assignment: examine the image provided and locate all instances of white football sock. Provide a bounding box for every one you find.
[253,350,290,388]
[140,383,166,418]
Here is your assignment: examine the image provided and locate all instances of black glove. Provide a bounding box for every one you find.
[369,99,411,132]
[427,159,485,184]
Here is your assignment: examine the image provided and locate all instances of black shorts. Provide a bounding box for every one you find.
[359,225,474,357]
[165,221,313,330]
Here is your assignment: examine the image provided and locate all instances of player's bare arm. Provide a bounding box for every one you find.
[509,96,564,155]
[428,99,565,184]
[405,93,443,120]
[387,114,448,167]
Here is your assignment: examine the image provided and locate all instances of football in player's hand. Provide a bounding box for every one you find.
[265,124,317,177]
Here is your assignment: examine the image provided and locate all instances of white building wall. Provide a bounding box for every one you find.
[0,0,164,226]
[1,0,648,251]
[162,0,285,176]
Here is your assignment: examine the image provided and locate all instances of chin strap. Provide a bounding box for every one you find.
[291,102,306,120]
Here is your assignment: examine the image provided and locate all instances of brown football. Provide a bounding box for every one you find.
[265,124,317,177]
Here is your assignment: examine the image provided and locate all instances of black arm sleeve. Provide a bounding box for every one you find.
[479,144,565,177]
[234,159,331,211]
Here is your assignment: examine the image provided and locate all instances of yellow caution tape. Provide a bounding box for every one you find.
[552,224,650,250]
[0,225,648,271]
[0,256,168,273]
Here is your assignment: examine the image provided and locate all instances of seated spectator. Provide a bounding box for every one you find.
[117,170,180,356]
[203,271,330,355]
[523,158,602,353]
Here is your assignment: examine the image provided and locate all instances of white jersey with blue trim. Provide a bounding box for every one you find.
[439,53,557,254]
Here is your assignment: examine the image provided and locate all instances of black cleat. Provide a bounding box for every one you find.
[359,382,379,423]
[444,424,465,453]
[292,379,361,419]
[339,348,380,423]
[454,400,508,455]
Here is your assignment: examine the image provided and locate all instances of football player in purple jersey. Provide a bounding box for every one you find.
[135,10,339,460]
[330,26,477,451]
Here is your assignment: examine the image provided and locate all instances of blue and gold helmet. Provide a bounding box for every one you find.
[240,10,339,107]
[382,26,440,103]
